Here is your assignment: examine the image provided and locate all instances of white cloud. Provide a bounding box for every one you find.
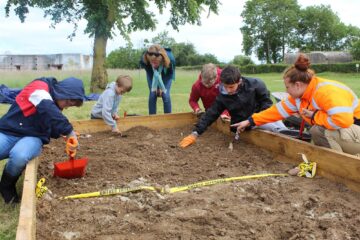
[0,1,359,62]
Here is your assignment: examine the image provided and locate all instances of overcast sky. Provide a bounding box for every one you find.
[0,0,359,62]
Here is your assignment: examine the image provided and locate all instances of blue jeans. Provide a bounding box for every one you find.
[147,78,172,115]
[0,132,42,177]
[257,120,288,132]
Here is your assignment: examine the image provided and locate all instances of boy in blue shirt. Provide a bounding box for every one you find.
[91,75,133,134]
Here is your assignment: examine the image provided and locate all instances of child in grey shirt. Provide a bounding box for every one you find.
[91,75,132,134]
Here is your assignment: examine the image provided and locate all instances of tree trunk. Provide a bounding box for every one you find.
[90,33,108,93]
[266,39,270,64]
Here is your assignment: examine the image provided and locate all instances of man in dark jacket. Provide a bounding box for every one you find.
[179,65,287,148]
[0,77,85,203]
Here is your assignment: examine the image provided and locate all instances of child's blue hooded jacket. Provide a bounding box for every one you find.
[0,77,85,144]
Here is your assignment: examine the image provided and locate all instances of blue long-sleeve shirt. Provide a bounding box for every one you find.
[91,82,122,130]
[0,77,85,144]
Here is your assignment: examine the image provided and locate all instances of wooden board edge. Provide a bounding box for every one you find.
[16,157,38,240]
[71,112,197,133]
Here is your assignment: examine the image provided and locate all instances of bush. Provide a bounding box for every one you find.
[179,62,360,74]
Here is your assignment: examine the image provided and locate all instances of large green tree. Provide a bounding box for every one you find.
[240,0,300,63]
[5,0,220,92]
[296,5,349,51]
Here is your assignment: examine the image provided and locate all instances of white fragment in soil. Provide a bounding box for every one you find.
[155,192,165,199]
[128,177,148,188]
[291,203,301,208]
[319,212,342,219]
[144,133,154,140]
[228,142,233,151]
[47,163,54,170]
[43,189,53,201]
[306,209,315,219]
[80,134,92,138]
[62,231,81,240]
[119,196,130,202]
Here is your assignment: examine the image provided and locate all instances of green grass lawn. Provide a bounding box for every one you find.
[1,69,359,119]
[0,69,360,239]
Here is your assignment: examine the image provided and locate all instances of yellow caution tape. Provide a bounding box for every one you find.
[63,173,288,200]
[297,153,317,178]
[35,178,48,198]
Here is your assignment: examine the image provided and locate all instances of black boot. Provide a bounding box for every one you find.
[0,169,20,204]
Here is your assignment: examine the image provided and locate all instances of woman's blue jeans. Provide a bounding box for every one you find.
[147,78,172,115]
[0,132,42,177]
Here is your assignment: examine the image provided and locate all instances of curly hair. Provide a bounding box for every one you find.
[283,53,314,84]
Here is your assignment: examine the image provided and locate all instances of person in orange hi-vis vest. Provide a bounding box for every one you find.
[231,53,360,156]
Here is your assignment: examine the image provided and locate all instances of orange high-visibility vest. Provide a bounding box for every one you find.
[252,77,360,130]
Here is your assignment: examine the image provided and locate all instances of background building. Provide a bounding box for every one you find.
[284,51,353,64]
[0,53,93,70]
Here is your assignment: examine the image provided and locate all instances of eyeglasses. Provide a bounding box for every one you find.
[147,52,161,57]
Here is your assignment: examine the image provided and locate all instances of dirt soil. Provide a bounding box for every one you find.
[36,126,360,240]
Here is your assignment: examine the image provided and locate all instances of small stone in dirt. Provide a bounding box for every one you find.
[144,133,154,140]
[288,167,300,176]
[62,231,81,240]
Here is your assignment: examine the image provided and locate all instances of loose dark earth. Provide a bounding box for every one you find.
[36,126,360,240]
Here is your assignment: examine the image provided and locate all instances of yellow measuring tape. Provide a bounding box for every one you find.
[63,173,288,200]
[297,153,317,178]
[35,178,48,198]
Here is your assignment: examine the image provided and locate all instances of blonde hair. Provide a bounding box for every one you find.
[143,44,171,68]
[283,53,314,84]
[116,75,133,92]
[201,63,217,84]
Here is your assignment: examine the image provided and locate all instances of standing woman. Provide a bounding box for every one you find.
[231,53,360,155]
[140,44,176,115]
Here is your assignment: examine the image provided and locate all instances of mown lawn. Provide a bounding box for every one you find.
[1,69,359,118]
[0,69,359,239]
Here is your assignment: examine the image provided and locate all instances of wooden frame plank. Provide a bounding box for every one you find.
[71,112,198,133]
[16,113,360,239]
[16,157,38,240]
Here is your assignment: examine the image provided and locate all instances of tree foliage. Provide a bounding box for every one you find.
[296,5,349,51]
[241,1,360,63]
[106,31,220,69]
[106,46,144,69]
[230,55,254,66]
[240,0,300,64]
[350,40,360,60]
[5,0,220,92]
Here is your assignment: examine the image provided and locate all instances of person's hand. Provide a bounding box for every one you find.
[194,108,204,118]
[301,109,314,118]
[179,134,197,148]
[66,136,78,158]
[112,127,122,135]
[220,114,231,122]
[112,114,120,120]
[231,120,251,133]
[156,89,163,97]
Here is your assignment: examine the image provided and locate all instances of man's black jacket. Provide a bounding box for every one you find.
[193,76,273,135]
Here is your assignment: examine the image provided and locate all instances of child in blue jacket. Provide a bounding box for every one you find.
[0,77,85,204]
[91,75,133,134]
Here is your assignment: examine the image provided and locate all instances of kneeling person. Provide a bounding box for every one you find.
[91,75,133,135]
[0,77,85,203]
[179,65,287,148]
